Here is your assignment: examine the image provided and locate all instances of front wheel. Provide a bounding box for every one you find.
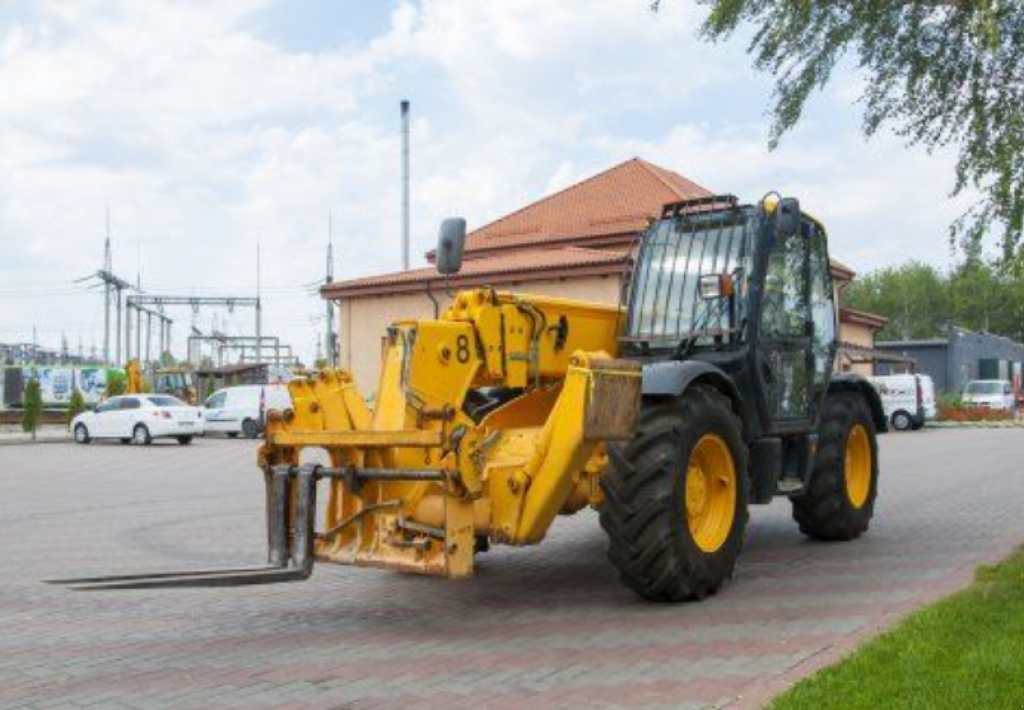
[792,391,879,540]
[73,424,90,444]
[132,424,153,446]
[890,410,913,431]
[601,386,748,602]
[241,418,260,440]
[176,436,193,446]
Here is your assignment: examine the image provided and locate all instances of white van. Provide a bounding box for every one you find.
[203,384,292,439]
[870,374,936,431]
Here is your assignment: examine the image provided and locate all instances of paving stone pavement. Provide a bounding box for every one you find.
[2,428,1023,710]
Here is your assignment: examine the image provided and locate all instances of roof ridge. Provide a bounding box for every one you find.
[634,157,702,197]
[465,158,648,239]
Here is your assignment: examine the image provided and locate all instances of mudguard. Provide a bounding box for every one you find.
[641,360,751,435]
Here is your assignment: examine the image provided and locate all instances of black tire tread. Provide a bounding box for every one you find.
[792,392,878,541]
[600,385,748,602]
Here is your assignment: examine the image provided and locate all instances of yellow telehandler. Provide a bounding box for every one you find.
[56,194,885,601]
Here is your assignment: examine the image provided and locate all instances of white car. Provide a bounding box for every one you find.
[72,394,205,445]
[870,374,936,431]
[962,379,1016,411]
[203,384,292,439]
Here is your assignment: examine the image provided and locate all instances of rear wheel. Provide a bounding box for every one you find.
[132,424,152,446]
[176,435,193,445]
[226,432,239,439]
[73,424,90,444]
[891,410,913,431]
[242,418,260,439]
[792,392,878,540]
[601,386,748,602]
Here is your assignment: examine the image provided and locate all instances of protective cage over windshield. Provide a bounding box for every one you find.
[626,206,755,347]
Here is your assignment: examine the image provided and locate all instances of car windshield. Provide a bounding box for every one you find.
[627,208,754,344]
[148,395,186,407]
[966,382,1002,395]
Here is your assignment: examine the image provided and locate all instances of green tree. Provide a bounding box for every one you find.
[21,373,43,440]
[66,388,87,428]
[845,261,951,341]
[105,369,127,397]
[948,257,1021,338]
[664,1,1024,257]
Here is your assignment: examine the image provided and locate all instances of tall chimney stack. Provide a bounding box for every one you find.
[400,100,411,271]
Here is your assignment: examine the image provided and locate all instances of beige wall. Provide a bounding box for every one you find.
[337,275,623,395]
[836,320,877,376]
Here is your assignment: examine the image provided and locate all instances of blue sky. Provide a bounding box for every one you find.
[0,1,974,362]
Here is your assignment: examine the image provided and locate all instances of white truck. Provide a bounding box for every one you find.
[870,374,936,431]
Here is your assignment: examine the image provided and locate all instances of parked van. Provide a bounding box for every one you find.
[203,384,292,439]
[870,374,936,431]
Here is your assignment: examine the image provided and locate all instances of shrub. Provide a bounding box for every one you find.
[66,388,87,428]
[21,373,43,440]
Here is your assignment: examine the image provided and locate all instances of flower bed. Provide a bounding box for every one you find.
[936,404,1015,422]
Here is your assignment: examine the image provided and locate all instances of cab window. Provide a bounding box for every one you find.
[206,392,227,408]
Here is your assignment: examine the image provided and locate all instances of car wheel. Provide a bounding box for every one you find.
[73,424,91,444]
[242,418,260,440]
[226,432,239,439]
[120,438,131,444]
[176,435,193,445]
[132,424,153,445]
[891,410,913,431]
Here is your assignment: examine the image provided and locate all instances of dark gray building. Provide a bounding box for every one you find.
[875,326,1024,394]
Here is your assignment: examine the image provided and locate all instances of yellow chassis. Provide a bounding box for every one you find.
[259,289,640,578]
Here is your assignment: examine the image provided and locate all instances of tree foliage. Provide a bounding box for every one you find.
[845,258,1024,342]
[21,372,43,439]
[105,369,127,397]
[657,1,1024,257]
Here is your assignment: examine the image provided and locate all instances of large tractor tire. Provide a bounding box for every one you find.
[792,391,879,540]
[601,386,748,602]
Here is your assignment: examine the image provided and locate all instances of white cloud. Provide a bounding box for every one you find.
[0,0,980,361]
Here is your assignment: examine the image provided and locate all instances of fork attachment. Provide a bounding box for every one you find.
[48,465,319,590]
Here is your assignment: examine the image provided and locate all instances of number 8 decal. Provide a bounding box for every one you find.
[456,334,471,364]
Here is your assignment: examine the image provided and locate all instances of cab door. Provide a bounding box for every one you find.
[757,218,835,430]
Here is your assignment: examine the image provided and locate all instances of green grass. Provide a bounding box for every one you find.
[766,546,1024,710]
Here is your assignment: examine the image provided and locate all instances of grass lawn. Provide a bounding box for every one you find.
[766,545,1024,710]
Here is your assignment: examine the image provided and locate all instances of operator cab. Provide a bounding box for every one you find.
[621,194,837,439]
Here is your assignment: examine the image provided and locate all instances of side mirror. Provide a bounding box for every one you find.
[435,218,467,275]
[698,273,735,300]
[775,197,802,238]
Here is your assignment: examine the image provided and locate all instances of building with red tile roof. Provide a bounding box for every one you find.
[324,158,884,389]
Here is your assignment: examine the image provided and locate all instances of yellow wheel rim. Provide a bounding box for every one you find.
[685,434,737,553]
[845,424,872,509]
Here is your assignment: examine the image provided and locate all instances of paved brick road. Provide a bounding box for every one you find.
[2,429,1023,710]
